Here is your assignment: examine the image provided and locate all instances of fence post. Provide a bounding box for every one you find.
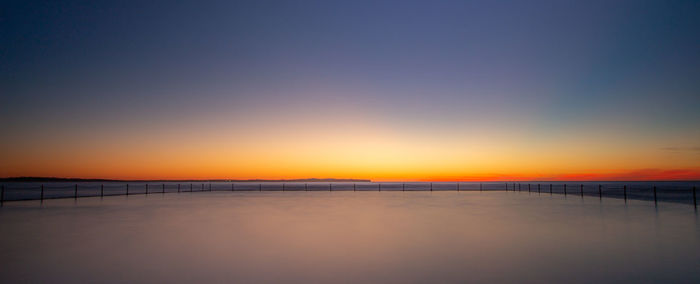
[623,185,627,202]
[178,184,181,193]
[518,183,521,191]
[505,183,507,191]
[403,183,405,191]
[146,184,149,194]
[283,183,285,191]
[353,183,355,192]
[598,184,602,199]
[126,184,129,195]
[457,183,460,192]
[306,183,308,191]
[550,184,552,194]
[564,184,567,196]
[162,184,165,194]
[209,183,212,192]
[101,184,104,197]
[528,184,531,192]
[378,183,380,192]
[231,183,234,191]
[693,186,696,210]
[538,184,540,193]
[259,184,262,192]
[430,183,433,192]
[1,184,4,204]
[74,184,78,199]
[41,184,44,201]
[580,184,583,197]
[190,183,193,192]
[480,183,482,192]
[653,185,657,206]
[330,183,332,191]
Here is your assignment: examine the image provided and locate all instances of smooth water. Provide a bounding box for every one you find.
[1,191,698,283]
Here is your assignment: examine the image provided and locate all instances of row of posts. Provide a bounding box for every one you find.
[0,183,697,209]
[509,183,693,208]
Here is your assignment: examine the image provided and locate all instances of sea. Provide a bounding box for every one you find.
[0,182,698,283]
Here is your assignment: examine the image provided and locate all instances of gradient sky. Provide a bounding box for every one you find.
[2,0,700,181]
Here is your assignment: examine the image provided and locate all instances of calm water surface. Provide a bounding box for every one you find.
[1,191,698,283]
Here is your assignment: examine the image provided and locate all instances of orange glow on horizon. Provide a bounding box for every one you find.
[2,168,699,182]
[408,168,700,182]
[1,107,698,182]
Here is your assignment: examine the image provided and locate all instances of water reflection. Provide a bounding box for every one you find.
[0,192,698,283]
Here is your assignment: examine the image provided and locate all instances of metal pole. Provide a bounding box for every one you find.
[528,184,531,192]
[598,184,602,199]
[564,184,567,196]
[549,184,552,194]
[580,184,583,197]
[74,184,78,199]
[352,183,355,192]
[41,184,44,201]
[101,184,104,197]
[430,183,433,192]
[693,186,696,210]
[190,183,193,192]
[653,185,657,206]
[126,184,129,195]
[623,185,627,202]
[162,183,165,194]
[1,184,4,204]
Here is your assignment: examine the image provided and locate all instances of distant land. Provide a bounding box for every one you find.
[0,177,371,183]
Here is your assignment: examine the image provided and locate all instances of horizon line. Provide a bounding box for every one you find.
[2,177,699,183]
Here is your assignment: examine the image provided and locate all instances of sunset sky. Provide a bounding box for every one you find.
[2,0,699,181]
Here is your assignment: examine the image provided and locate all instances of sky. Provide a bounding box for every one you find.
[1,0,699,181]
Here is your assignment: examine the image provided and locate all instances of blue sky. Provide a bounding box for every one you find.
[2,0,699,180]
